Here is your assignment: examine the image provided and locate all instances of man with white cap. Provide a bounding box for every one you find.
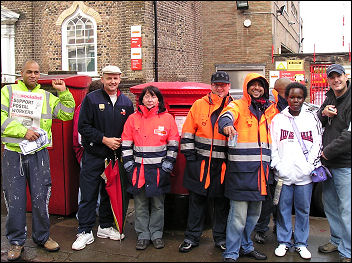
[72,65,134,250]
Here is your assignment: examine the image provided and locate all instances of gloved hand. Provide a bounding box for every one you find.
[162,161,173,173]
[124,160,134,173]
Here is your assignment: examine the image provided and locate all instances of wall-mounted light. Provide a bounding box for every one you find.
[276,5,285,16]
[236,1,249,10]
[243,19,251,27]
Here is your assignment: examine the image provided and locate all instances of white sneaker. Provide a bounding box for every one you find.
[97,226,125,241]
[72,231,94,250]
[275,244,288,257]
[296,246,311,259]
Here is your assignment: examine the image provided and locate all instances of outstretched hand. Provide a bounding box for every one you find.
[52,79,66,92]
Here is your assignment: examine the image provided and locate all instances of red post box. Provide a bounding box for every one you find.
[130,82,211,229]
[24,74,92,215]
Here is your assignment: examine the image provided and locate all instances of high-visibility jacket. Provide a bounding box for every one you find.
[121,105,179,197]
[218,73,277,201]
[1,80,75,152]
[181,92,233,197]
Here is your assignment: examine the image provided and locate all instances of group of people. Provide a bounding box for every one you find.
[1,60,350,263]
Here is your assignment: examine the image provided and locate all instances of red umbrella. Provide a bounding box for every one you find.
[101,158,128,235]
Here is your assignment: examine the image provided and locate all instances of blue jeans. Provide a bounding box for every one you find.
[276,183,313,248]
[322,167,351,258]
[223,200,262,260]
[134,187,165,241]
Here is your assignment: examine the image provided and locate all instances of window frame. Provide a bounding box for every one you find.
[61,9,98,76]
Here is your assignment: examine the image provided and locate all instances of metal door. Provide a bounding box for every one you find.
[310,64,331,106]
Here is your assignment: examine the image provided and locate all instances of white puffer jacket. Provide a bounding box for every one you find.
[270,104,323,185]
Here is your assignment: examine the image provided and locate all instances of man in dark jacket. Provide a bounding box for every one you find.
[72,65,134,251]
[178,71,232,253]
[316,64,351,263]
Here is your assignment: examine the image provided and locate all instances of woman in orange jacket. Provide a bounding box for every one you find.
[121,86,179,251]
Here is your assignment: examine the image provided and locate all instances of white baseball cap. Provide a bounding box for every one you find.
[101,65,122,74]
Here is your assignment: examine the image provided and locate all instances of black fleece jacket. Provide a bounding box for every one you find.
[317,80,351,168]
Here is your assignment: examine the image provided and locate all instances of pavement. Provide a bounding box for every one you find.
[1,193,341,262]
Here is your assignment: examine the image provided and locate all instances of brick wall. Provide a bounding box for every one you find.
[2,1,203,85]
[201,1,274,82]
[2,1,35,70]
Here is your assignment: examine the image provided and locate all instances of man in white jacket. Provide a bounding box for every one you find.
[270,82,323,260]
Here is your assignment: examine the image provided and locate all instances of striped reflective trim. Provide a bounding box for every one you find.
[122,140,133,147]
[196,148,226,159]
[135,156,163,164]
[53,102,74,118]
[180,142,195,150]
[134,145,166,152]
[2,136,52,144]
[121,149,133,157]
[167,140,179,147]
[1,118,13,133]
[221,111,233,120]
[7,85,13,104]
[42,91,52,119]
[228,154,271,162]
[1,104,9,113]
[194,136,226,146]
[235,142,271,149]
[41,113,52,119]
[181,132,195,139]
[167,150,177,158]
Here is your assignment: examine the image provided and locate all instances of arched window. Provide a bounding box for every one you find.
[62,9,97,75]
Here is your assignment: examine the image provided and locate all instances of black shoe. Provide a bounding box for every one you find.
[152,238,164,249]
[136,239,150,250]
[244,250,267,260]
[239,248,245,257]
[254,232,266,244]
[223,257,237,262]
[215,242,226,251]
[179,240,196,253]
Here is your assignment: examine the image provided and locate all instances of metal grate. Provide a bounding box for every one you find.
[310,64,331,106]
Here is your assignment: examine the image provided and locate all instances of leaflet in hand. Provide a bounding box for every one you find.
[19,128,49,155]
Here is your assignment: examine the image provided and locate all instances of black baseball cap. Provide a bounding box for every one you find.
[211,71,231,84]
[326,64,345,77]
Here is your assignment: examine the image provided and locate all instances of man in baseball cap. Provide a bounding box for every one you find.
[326,64,345,77]
[211,71,231,84]
[317,62,351,262]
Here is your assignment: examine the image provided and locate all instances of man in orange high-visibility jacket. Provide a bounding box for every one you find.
[178,71,233,253]
[219,73,277,262]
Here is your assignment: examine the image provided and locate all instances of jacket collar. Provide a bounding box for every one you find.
[138,104,159,117]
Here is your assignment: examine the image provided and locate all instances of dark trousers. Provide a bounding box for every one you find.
[184,191,229,245]
[77,151,114,233]
[254,182,277,233]
[2,149,51,246]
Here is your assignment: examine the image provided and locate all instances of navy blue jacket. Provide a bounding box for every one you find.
[78,88,134,159]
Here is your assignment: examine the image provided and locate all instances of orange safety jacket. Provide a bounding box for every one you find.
[121,105,179,197]
[218,73,277,201]
[181,92,233,197]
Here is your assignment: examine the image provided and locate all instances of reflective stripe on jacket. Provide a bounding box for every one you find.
[181,92,233,196]
[1,80,75,152]
[219,73,277,201]
[121,105,179,197]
